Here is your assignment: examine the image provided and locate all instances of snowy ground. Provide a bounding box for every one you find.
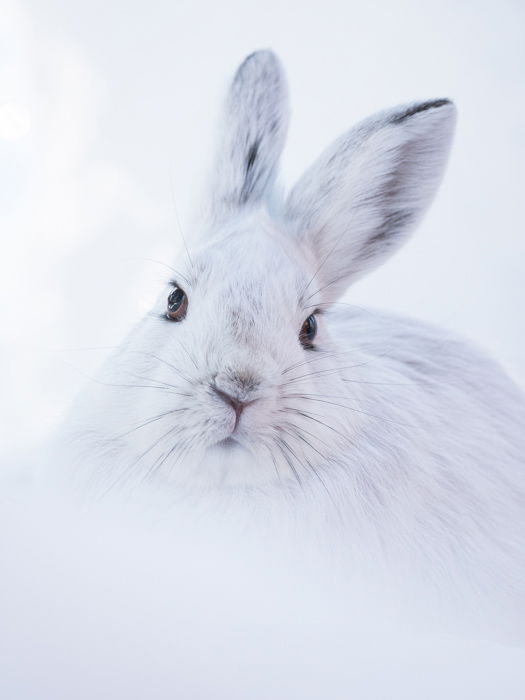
[1,484,525,700]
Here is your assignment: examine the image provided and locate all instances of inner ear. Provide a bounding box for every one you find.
[245,141,259,174]
[240,140,261,204]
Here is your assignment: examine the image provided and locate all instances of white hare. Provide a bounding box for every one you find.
[62,51,525,634]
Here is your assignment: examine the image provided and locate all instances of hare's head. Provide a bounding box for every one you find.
[91,51,456,490]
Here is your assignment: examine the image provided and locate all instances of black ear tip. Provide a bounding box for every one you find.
[390,99,455,124]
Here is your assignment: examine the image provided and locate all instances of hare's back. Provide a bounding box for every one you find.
[329,306,525,442]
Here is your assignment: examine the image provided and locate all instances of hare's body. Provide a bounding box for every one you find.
[61,51,525,636]
[331,307,525,571]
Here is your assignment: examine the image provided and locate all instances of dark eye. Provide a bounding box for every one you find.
[166,286,188,321]
[299,314,317,348]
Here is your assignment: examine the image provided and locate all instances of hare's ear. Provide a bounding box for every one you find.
[209,50,289,222]
[286,100,456,300]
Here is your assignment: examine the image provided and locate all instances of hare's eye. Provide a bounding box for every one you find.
[166,286,188,321]
[299,314,317,348]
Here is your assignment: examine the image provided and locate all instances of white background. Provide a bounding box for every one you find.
[1,0,524,456]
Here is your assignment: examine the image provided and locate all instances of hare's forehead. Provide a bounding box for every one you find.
[188,233,309,299]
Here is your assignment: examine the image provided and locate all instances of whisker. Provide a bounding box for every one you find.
[134,425,185,485]
[52,345,121,353]
[173,339,200,372]
[120,349,193,383]
[142,435,189,484]
[283,422,337,503]
[113,409,185,440]
[275,434,302,485]
[265,443,284,486]
[281,348,357,376]
[284,352,395,384]
[168,167,194,270]
[282,352,417,385]
[299,221,351,303]
[278,427,332,496]
[129,257,192,287]
[280,423,326,466]
[341,378,417,387]
[283,394,416,428]
[301,300,378,315]
[303,263,378,303]
[124,423,180,482]
[281,407,357,448]
[288,391,363,402]
[118,366,192,395]
[79,373,186,395]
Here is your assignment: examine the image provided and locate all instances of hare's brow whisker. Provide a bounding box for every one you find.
[299,217,353,302]
[304,263,376,303]
[168,167,194,269]
[301,301,379,317]
[303,270,348,303]
[128,258,192,287]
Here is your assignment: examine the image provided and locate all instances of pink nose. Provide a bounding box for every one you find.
[212,386,249,429]
[212,384,260,431]
[213,386,245,416]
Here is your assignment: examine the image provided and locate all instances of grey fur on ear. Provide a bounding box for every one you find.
[209,50,289,221]
[286,99,457,300]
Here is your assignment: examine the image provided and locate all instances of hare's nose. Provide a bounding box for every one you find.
[212,385,257,428]
[213,386,244,414]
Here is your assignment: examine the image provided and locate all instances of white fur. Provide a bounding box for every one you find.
[59,51,525,637]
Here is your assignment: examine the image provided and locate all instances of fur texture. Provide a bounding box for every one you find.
[60,50,525,636]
